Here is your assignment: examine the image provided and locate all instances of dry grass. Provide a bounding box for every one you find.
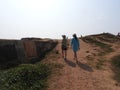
[111,55,120,83]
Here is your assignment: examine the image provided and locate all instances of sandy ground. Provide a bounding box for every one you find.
[47,39,120,90]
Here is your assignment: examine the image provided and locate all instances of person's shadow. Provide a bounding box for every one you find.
[64,58,76,67]
[76,60,93,72]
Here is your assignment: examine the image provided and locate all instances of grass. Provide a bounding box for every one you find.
[86,55,94,61]
[86,55,106,70]
[82,35,115,70]
[96,59,105,69]
[99,33,119,40]
[111,55,120,68]
[82,37,114,54]
[91,33,119,41]
[111,55,120,82]
[97,51,106,56]
[0,63,50,90]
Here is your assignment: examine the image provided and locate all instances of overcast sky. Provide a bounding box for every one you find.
[0,0,120,39]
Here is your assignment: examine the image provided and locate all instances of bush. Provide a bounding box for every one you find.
[0,64,50,90]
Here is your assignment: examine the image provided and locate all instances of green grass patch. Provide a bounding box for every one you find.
[111,55,120,68]
[111,55,120,82]
[82,37,113,54]
[0,64,50,90]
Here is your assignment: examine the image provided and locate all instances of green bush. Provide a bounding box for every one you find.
[0,64,50,90]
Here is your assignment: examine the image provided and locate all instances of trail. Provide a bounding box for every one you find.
[47,39,120,90]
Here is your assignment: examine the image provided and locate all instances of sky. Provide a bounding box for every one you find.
[0,0,120,39]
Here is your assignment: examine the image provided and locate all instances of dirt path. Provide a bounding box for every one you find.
[47,39,120,90]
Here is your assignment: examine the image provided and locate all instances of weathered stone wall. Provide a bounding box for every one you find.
[0,39,58,68]
[35,40,57,59]
[0,40,25,68]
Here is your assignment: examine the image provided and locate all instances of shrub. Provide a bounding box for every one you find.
[0,64,50,90]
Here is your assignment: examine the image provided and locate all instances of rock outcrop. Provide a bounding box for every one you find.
[0,38,58,68]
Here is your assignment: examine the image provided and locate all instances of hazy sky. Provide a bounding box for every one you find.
[0,0,120,39]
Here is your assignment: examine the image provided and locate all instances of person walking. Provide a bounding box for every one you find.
[71,34,80,61]
[61,35,68,59]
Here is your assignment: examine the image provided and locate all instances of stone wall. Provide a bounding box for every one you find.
[0,39,58,68]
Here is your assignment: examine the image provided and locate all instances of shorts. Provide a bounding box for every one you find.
[61,45,67,50]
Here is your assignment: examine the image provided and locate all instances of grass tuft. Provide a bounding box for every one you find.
[111,55,120,68]
[96,59,105,69]
[111,55,120,82]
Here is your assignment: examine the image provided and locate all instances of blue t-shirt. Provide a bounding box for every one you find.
[71,38,80,52]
